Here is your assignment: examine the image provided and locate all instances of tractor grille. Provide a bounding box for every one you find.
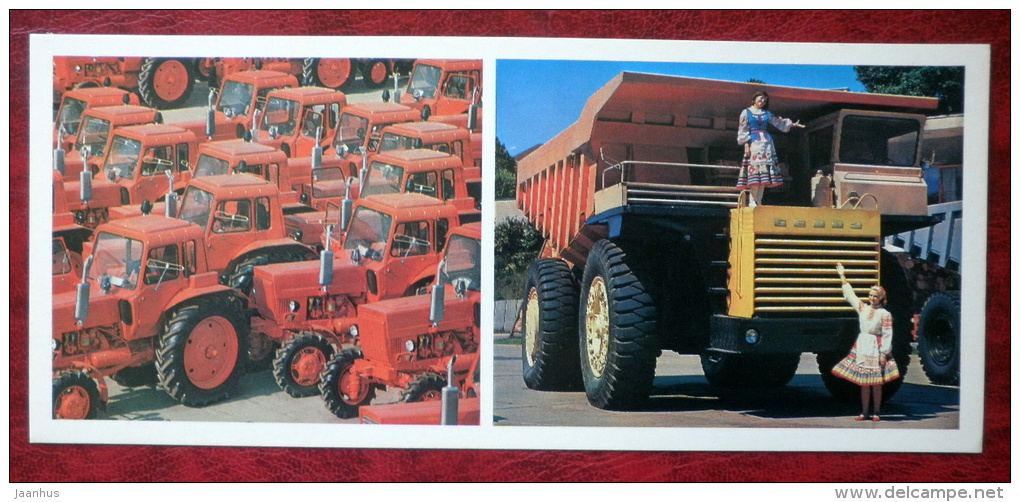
[752,235,880,315]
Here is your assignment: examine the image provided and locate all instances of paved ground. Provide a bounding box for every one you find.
[493,336,960,429]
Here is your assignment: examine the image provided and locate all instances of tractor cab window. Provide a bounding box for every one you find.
[379,132,421,153]
[57,97,87,136]
[260,97,300,136]
[436,218,449,253]
[194,154,231,177]
[443,74,473,100]
[838,115,921,167]
[90,232,144,290]
[178,186,215,228]
[144,244,183,285]
[255,197,271,231]
[406,64,442,99]
[102,136,142,181]
[429,142,450,154]
[74,116,112,156]
[140,145,175,177]
[807,124,835,172]
[439,234,480,292]
[52,238,72,275]
[441,169,456,201]
[335,113,369,153]
[343,206,392,262]
[176,143,190,171]
[212,199,252,233]
[361,162,404,197]
[390,220,431,257]
[301,106,325,139]
[216,81,255,117]
[405,171,439,198]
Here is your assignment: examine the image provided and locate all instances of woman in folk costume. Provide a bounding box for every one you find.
[736,91,804,205]
[832,262,900,421]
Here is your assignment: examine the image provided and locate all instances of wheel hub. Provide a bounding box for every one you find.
[524,288,540,366]
[54,385,91,420]
[290,347,326,386]
[585,276,610,378]
[184,316,239,390]
[318,59,352,89]
[338,364,367,404]
[152,60,189,102]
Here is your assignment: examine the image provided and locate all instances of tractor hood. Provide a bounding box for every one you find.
[63,178,124,211]
[252,259,369,323]
[52,289,122,334]
[355,293,478,364]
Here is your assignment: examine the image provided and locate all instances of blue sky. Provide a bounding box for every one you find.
[496,60,867,157]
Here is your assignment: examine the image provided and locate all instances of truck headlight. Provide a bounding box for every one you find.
[745,329,761,345]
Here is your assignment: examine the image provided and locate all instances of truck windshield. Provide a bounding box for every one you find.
[260,97,300,136]
[194,154,231,177]
[74,116,112,155]
[343,206,392,262]
[334,113,369,153]
[839,115,921,167]
[216,81,255,117]
[102,136,142,180]
[378,132,421,153]
[90,231,144,290]
[406,64,442,99]
[178,186,215,228]
[57,97,87,136]
[439,234,480,292]
[361,161,405,197]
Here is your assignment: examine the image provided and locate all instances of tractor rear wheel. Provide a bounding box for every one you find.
[138,58,196,109]
[226,247,312,296]
[578,239,660,410]
[701,352,800,388]
[53,370,100,419]
[273,332,335,397]
[401,373,446,403]
[156,295,248,407]
[110,364,158,387]
[320,348,375,419]
[917,292,961,386]
[521,258,583,391]
[362,60,391,89]
[303,58,355,91]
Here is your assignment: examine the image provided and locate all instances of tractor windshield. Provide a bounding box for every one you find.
[378,132,421,153]
[260,97,300,136]
[334,112,369,153]
[194,154,231,177]
[216,81,255,117]
[102,136,142,181]
[90,231,144,290]
[74,116,112,156]
[439,234,480,292]
[360,161,405,197]
[343,206,392,262]
[56,97,87,136]
[838,115,922,167]
[406,64,442,99]
[178,186,215,228]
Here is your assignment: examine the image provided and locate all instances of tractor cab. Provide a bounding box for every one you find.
[399,59,482,117]
[212,70,300,133]
[330,102,420,177]
[54,87,140,152]
[359,149,480,223]
[252,86,347,158]
[58,105,162,181]
[371,120,481,170]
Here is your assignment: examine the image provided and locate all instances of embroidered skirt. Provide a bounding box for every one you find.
[737,141,784,188]
[832,348,900,385]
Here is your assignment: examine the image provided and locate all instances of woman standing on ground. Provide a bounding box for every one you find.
[832,262,899,421]
[736,91,804,205]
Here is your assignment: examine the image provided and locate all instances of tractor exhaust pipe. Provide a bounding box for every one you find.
[320,224,335,289]
[312,127,323,170]
[440,355,459,426]
[164,170,178,217]
[79,170,93,205]
[74,256,94,324]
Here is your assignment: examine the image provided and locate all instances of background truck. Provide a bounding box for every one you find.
[515,72,940,409]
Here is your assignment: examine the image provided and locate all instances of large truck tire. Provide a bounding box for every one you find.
[917,291,961,386]
[818,250,912,402]
[701,352,800,388]
[156,295,249,407]
[320,348,375,419]
[53,370,101,419]
[138,58,196,110]
[521,258,583,391]
[303,58,355,91]
[578,239,660,410]
[273,332,336,398]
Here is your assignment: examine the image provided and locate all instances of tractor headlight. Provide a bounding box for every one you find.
[405,340,415,353]
[289,300,300,313]
[349,325,359,338]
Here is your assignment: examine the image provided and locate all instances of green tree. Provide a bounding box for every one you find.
[494,217,543,300]
[854,66,964,115]
[747,78,766,84]
[495,137,517,200]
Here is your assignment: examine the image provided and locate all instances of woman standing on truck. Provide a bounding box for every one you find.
[736,91,804,205]
[832,262,899,421]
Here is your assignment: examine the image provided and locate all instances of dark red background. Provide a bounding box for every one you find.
[10,10,1009,482]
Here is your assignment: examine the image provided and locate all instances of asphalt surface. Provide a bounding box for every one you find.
[493,337,960,429]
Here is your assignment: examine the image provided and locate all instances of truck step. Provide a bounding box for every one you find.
[708,287,730,296]
[710,260,731,270]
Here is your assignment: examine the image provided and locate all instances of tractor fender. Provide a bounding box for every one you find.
[166,282,247,315]
[231,239,315,266]
[404,270,436,296]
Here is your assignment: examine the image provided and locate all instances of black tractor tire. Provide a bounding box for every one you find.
[53,370,101,419]
[701,352,801,389]
[110,364,158,387]
[819,250,913,402]
[272,332,336,398]
[521,258,583,391]
[578,239,661,410]
[917,292,961,386]
[320,348,376,419]
[138,58,196,110]
[303,58,356,91]
[361,60,391,89]
[400,373,446,403]
[226,247,313,296]
[156,295,249,407]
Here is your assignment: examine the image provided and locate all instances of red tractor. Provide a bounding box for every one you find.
[330,102,422,177]
[56,105,163,181]
[302,58,415,91]
[248,86,348,158]
[54,86,139,151]
[398,59,482,118]
[358,149,481,224]
[194,58,303,89]
[319,222,481,421]
[53,56,198,110]
[210,70,300,138]
[249,194,462,397]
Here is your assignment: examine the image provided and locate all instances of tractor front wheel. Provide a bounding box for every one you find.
[401,373,446,403]
[320,348,375,419]
[361,60,391,89]
[273,332,335,397]
[53,370,101,419]
[138,58,196,109]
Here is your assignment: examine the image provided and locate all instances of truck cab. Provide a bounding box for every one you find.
[250,86,347,158]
